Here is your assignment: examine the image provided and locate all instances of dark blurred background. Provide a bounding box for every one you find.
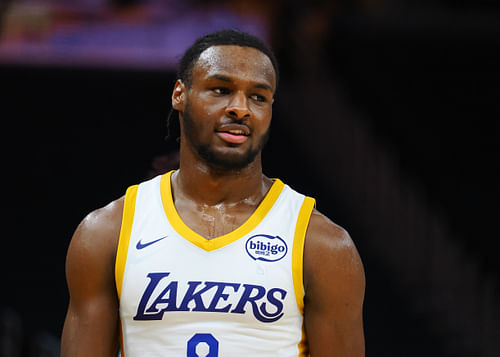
[1,0,499,356]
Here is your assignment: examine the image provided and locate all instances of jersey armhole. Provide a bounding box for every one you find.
[292,196,316,314]
[115,184,139,300]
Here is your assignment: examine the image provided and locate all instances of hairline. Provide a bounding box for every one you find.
[191,45,277,92]
[181,44,279,91]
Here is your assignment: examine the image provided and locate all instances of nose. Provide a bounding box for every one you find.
[225,91,250,119]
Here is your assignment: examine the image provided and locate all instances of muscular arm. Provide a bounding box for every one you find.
[304,210,365,356]
[61,198,124,357]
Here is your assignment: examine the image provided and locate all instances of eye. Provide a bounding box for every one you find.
[250,94,267,102]
[212,87,229,95]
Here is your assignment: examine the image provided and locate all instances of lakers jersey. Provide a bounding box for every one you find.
[115,171,315,356]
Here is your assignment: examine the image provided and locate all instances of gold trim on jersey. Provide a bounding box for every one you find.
[160,171,285,252]
[292,196,315,313]
[115,184,139,300]
[292,196,315,356]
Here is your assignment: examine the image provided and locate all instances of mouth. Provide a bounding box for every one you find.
[216,124,251,144]
[216,130,249,144]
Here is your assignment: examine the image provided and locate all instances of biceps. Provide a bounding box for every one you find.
[304,257,365,356]
[62,222,120,356]
[304,303,364,356]
[61,295,119,357]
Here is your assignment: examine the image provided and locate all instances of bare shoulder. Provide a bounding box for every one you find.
[304,208,365,295]
[305,209,362,267]
[66,197,125,285]
[77,197,124,242]
[306,209,356,252]
[72,197,124,249]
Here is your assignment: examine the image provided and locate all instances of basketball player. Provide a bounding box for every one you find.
[61,30,365,356]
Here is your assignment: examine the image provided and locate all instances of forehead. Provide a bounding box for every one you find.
[192,45,276,89]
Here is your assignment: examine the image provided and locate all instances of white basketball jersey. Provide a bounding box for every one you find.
[115,171,315,357]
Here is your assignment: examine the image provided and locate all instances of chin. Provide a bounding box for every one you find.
[198,145,259,171]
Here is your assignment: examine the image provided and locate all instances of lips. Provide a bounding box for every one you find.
[216,131,248,144]
[216,124,250,144]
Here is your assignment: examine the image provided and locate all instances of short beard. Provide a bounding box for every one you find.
[182,103,270,171]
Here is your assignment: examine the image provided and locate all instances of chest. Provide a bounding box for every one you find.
[174,201,257,239]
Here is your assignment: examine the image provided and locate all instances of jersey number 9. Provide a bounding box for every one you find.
[187,333,219,357]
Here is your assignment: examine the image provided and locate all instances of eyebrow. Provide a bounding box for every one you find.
[206,74,273,92]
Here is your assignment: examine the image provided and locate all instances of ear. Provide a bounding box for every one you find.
[172,80,187,111]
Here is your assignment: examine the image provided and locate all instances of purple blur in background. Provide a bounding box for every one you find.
[0,0,269,69]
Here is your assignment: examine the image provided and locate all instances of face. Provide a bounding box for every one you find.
[172,45,276,171]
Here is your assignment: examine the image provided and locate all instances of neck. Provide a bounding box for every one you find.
[173,153,267,207]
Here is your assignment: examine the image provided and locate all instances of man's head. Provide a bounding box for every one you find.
[172,30,278,171]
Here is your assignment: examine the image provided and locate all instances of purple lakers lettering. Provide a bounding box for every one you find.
[133,272,286,323]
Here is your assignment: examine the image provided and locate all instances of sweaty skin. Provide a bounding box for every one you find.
[61,45,365,356]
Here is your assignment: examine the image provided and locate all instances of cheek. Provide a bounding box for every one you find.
[189,99,220,123]
[197,102,224,122]
[253,107,272,128]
